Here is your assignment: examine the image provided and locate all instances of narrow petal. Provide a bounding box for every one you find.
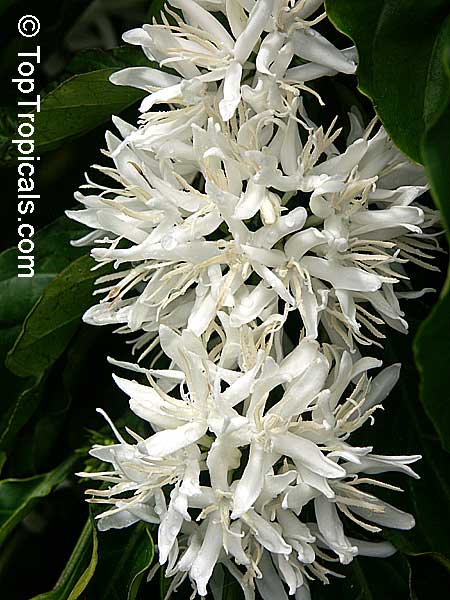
[138,421,207,457]
[273,432,345,478]
[234,0,274,63]
[315,496,358,564]
[190,516,224,596]
[293,29,356,74]
[219,61,243,121]
[301,256,382,292]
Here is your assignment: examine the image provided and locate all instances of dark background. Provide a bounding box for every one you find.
[1,2,449,599]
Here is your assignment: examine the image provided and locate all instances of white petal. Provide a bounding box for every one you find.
[256,552,289,600]
[234,0,274,63]
[301,256,382,292]
[159,501,184,563]
[190,517,223,596]
[284,228,326,259]
[348,538,396,558]
[273,432,345,478]
[256,31,286,75]
[315,496,358,564]
[97,509,140,531]
[242,510,291,554]
[359,363,401,414]
[232,443,272,517]
[293,29,356,74]
[219,61,243,121]
[110,66,180,90]
[170,0,235,49]
[352,500,415,530]
[138,421,207,457]
[235,181,267,220]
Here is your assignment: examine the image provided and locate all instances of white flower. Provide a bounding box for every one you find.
[80,331,418,598]
[70,109,439,353]
[70,2,433,597]
[110,0,356,121]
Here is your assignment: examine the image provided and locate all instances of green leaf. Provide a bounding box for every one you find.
[0,216,88,355]
[414,28,450,453]
[0,375,46,457]
[31,516,98,600]
[66,46,150,75]
[34,69,145,154]
[370,328,450,559]
[6,255,106,379]
[0,452,6,475]
[67,520,99,600]
[0,106,16,165]
[160,568,172,600]
[0,455,77,544]
[219,567,244,600]
[85,522,154,600]
[0,217,89,452]
[325,0,450,163]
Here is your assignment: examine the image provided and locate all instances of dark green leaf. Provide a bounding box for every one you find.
[0,452,6,475]
[325,0,450,163]
[66,46,150,75]
[220,567,244,600]
[34,69,145,154]
[370,329,450,559]
[414,30,450,453]
[0,375,46,456]
[160,568,171,600]
[67,520,99,600]
[0,106,16,165]
[85,522,154,600]
[0,217,88,451]
[0,216,88,353]
[6,255,106,379]
[31,516,98,600]
[0,455,77,544]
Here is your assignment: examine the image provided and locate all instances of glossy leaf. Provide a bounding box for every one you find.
[414,30,450,453]
[85,522,154,600]
[0,452,6,475]
[31,517,98,600]
[6,255,106,379]
[0,217,89,452]
[325,0,450,163]
[368,327,450,560]
[66,46,150,75]
[0,216,88,355]
[34,69,145,154]
[0,455,77,544]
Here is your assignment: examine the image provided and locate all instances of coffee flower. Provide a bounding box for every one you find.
[80,329,418,598]
[110,0,356,121]
[70,109,438,352]
[70,2,434,597]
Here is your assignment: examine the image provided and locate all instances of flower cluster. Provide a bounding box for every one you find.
[71,1,439,598]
